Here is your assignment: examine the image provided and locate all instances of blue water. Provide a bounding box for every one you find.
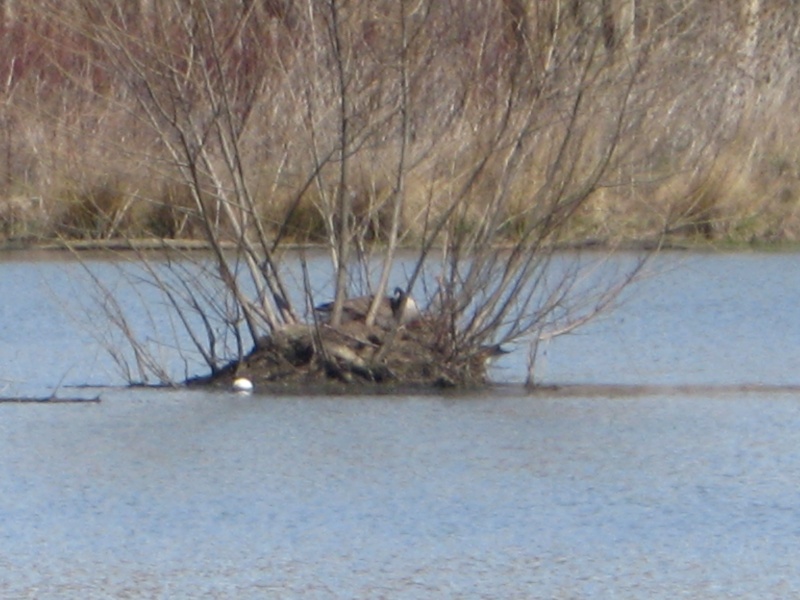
[521,252,800,387]
[3,390,800,598]
[2,251,800,598]
[3,251,800,394]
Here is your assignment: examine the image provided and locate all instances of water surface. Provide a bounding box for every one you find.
[4,389,800,598]
[2,251,800,597]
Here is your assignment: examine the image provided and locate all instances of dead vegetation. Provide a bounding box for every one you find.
[14,0,798,388]
[0,2,793,246]
[194,319,496,389]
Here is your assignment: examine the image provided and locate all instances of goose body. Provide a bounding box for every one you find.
[315,287,421,328]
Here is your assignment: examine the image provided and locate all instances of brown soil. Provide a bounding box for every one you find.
[191,320,491,391]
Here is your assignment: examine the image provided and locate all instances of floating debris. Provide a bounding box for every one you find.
[0,395,101,404]
[232,377,254,393]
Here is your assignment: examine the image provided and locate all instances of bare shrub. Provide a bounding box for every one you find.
[28,0,775,386]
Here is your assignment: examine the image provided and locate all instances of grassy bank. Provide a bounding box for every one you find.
[0,1,798,248]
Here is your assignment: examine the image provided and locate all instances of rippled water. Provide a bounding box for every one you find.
[538,252,800,388]
[2,251,800,598]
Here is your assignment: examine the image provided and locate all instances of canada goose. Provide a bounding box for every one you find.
[392,287,422,324]
[315,287,421,327]
[477,344,510,365]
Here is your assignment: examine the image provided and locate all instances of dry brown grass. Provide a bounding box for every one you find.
[0,1,798,247]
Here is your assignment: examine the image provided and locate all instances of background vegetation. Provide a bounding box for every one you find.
[0,0,796,247]
[1,0,795,387]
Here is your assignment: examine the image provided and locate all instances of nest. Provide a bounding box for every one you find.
[197,320,493,391]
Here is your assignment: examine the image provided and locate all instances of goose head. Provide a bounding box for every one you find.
[390,287,422,324]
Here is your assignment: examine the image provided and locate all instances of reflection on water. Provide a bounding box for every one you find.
[3,251,800,597]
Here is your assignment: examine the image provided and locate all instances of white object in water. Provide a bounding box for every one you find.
[232,377,254,393]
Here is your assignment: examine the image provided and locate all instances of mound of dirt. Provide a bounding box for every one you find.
[193,321,492,391]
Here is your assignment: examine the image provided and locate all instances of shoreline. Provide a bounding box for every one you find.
[2,236,797,255]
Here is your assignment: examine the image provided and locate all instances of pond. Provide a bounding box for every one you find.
[2,251,800,597]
